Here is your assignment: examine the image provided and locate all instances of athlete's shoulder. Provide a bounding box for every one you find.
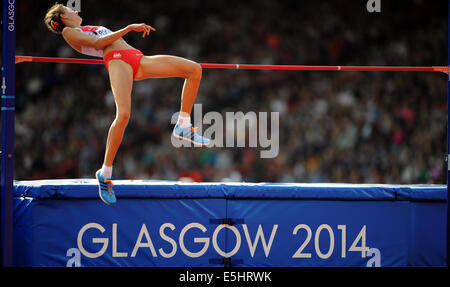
[62,26,77,36]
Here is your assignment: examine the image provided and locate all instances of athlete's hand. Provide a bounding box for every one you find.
[127,23,156,38]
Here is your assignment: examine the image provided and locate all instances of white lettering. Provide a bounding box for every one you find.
[171,104,280,158]
[158,223,177,258]
[242,224,278,257]
[131,224,158,257]
[366,0,381,13]
[314,224,334,259]
[258,112,280,158]
[212,224,241,258]
[292,224,312,258]
[366,247,381,267]
[179,271,214,284]
[66,248,81,267]
[202,111,224,147]
[112,223,128,257]
[77,223,108,258]
[223,272,272,282]
[179,223,210,258]
[8,0,15,32]
[66,0,81,12]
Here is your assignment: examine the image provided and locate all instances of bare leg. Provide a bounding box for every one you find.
[134,55,202,116]
[103,60,134,167]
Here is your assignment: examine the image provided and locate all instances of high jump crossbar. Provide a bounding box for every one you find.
[14,55,450,73]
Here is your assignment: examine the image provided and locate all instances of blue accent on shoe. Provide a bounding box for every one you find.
[95,169,116,205]
[173,124,211,146]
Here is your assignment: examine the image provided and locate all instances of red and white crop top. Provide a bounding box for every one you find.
[74,26,113,58]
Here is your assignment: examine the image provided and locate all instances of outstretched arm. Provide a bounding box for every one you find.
[62,23,155,50]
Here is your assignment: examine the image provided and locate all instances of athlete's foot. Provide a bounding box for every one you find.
[173,124,211,146]
[95,169,116,205]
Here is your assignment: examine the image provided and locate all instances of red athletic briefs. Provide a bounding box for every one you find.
[104,49,144,79]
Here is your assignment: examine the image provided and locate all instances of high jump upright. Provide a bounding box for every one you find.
[446,0,450,269]
[1,0,16,267]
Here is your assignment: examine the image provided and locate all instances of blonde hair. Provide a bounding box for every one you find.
[44,3,66,34]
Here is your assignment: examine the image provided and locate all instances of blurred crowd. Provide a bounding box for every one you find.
[9,0,448,183]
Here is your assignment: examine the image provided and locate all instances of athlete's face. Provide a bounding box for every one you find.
[61,6,83,25]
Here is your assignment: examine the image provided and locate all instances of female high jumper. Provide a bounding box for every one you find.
[44,3,210,205]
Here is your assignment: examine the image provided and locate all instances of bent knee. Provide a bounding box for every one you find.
[115,110,131,126]
[188,63,202,80]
